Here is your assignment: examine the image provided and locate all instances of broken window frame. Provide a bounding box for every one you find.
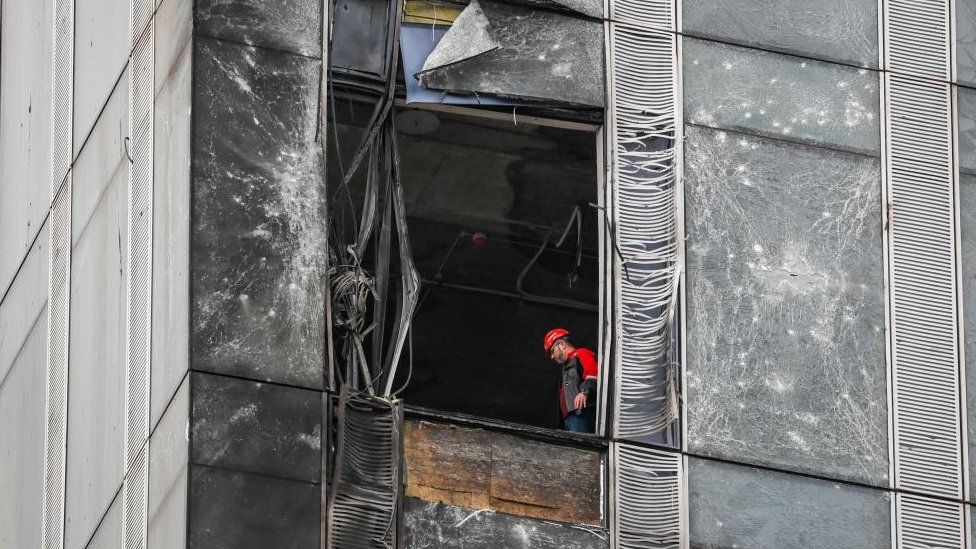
[383,99,615,441]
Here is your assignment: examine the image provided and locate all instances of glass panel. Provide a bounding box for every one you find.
[331,0,391,76]
[958,0,976,87]
[689,457,891,549]
[681,0,878,68]
[958,86,976,175]
[683,38,881,155]
[191,38,326,389]
[684,124,888,485]
[960,174,976,498]
[189,465,320,547]
[196,0,321,57]
[190,372,322,482]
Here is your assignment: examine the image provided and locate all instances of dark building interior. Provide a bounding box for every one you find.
[328,100,601,429]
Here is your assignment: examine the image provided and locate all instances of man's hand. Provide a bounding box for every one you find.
[574,392,587,410]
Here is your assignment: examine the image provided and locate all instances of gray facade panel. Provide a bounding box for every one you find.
[960,173,976,499]
[688,458,891,549]
[148,375,189,549]
[154,0,192,98]
[0,0,54,297]
[684,124,888,485]
[0,220,49,385]
[959,0,976,87]
[958,86,976,175]
[152,43,192,429]
[190,372,322,482]
[681,0,878,67]
[195,0,322,58]
[188,465,320,549]
[71,69,130,247]
[0,306,48,549]
[683,38,881,155]
[73,0,130,156]
[190,38,326,389]
[87,491,123,549]
[65,166,129,549]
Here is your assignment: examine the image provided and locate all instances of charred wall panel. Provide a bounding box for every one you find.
[189,372,322,482]
[188,464,320,549]
[403,420,602,525]
[190,37,326,389]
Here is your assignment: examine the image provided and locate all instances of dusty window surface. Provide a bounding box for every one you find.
[960,174,976,497]
[682,0,878,68]
[683,124,888,485]
[191,38,326,389]
[958,87,976,174]
[689,458,891,549]
[683,38,880,155]
[958,0,976,87]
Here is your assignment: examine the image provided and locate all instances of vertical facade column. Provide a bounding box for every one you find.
[607,0,685,546]
[885,0,967,543]
[608,0,680,443]
[123,2,155,546]
[42,0,74,546]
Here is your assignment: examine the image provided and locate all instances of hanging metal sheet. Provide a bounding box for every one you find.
[326,386,405,549]
[418,0,605,107]
[612,443,683,549]
[608,21,680,440]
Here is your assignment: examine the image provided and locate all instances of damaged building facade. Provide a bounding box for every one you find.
[3,0,976,547]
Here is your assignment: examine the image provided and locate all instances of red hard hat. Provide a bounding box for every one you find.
[543,328,570,353]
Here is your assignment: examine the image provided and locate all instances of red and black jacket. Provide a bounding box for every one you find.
[558,348,599,418]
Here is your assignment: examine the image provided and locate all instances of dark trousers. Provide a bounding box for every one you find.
[564,406,596,433]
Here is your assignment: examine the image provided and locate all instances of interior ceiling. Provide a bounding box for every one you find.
[328,103,599,303]
[395,108,599,301]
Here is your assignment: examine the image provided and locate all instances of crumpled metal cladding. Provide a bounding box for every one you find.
[418,0,605,107]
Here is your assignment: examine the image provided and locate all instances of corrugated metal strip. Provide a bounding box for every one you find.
[51,0,73,187]
[887,74,963,501]
[885,0,951,79]
[896,493,965,548]
[43,175,71,549]
[326,387,405,549]
[43,0,73,543]
[609,21,680,439]
[612,443,684,549]
[122,445,148,549]
[608,0,673,32]
[125,21,154,470]
[131,0,153,47]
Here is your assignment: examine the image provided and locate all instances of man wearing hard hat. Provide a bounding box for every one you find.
[543,328,599,433]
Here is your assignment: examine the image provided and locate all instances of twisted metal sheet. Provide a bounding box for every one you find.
[609,22,680,439]
[612,443,683,549]
[327,386,405,549]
